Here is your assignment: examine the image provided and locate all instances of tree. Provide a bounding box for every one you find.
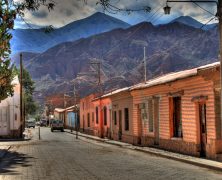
[0,0,55,101]
[18,66,38,116]
[96,0,151,14]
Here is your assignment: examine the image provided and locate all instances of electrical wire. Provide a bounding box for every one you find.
[191,0,217,17]
[200,16,217,29]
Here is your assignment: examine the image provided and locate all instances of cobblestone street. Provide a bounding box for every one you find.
[0,127,222,180]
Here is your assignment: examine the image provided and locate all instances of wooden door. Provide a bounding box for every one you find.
[154,98,160,145]
[199,103,207,157]
[118,110,122,140]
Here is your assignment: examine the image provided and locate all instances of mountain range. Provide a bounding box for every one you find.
[11,13,217,55]
[11,13,219,101]
[170,16,217,30]
[11,12,130,54]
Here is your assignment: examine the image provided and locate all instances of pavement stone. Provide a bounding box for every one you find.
[64,129,222,172]
[1,127,222,180]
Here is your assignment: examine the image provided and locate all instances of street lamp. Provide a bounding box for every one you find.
[164,0,222,137]
[163,2,171,14]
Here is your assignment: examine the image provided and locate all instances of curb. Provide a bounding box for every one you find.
[64,130,222,172]
[132,148,222,172]
[65,130,107,143]
[0,138,31,142]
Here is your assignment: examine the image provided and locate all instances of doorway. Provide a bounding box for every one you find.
[154,98,160,145]
[118,110,122,140]
[199,103,207,157]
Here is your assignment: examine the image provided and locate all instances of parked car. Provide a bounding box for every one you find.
[25,119,36,128]
[51,119,64,132]
[40,119,47,127]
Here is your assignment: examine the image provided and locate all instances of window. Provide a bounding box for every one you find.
[96,107,99,124]
[92,112,94,122]
[87,113,90,127]
[141,103,147,121]
[113,111,117,125]
[171,97,182,138]
[124,108,129,131]
[104,106,107,126]
[148,100,154,132]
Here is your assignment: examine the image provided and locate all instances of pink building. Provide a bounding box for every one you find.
[79,62,222,161]
[130,62,222,160]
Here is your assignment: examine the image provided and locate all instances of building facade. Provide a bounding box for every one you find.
[80,94,96,135]
[130,62,222,160]
[0,76,22,138]
[79,62,222,161]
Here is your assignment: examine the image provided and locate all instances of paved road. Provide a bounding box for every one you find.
[0,127,222,180]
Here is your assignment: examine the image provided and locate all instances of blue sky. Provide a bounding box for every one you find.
[14,0,218,29]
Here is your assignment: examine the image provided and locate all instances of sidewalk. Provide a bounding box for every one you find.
[65,129,222,171]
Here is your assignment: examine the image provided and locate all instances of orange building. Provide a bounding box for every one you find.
[92,96,112,138]
[101,88,135,144]
[130,62,222,160]
[80,94,96,135]
[79,62,222,161]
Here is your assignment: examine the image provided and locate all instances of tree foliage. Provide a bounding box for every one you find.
[0,0,55,101]
[18,66,38,116]
[96,0,151,14]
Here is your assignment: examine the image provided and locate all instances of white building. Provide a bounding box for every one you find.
[0,76,22,138]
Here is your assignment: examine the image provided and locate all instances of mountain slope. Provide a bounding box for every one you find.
[171,16,217,30]
[23,21,218,98]
[11,12,130,54]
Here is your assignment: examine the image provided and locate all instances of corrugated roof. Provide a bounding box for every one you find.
[130,62,220,91]
[92,62,220,100]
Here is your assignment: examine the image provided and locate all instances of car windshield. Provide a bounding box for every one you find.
[52,120,62,124]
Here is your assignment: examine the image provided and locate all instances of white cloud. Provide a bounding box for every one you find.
[14,0,218,28]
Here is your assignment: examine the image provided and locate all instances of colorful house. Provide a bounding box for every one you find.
[79,62,222,161]
[0,76,22,138]
[99,88,134,144]
[80,94,96,135]
[130,62,222,160]
[92,96,112,138]
[65,105,79,129]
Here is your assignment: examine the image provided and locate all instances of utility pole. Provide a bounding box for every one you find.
[20,53,23,138]
[78,59,103,137]
[73,82,78,139]
[144,47,147,83]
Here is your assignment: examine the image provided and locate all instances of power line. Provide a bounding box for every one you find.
[191,1,216,17]
[200,16,217,29]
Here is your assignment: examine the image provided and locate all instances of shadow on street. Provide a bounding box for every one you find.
[0,149,34,175]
